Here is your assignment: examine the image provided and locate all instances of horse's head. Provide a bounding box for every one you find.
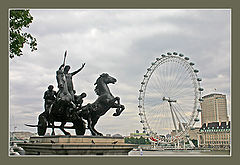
[95,73,117,85]
[94,73,117,95]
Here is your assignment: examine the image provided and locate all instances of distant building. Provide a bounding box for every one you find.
[10,131,36,140]
[201,93,229,125]
[198,121,230,149]
[127,130,150,139]
[112,134,122,137]
[170,127,199,141]
[188,127,200,140]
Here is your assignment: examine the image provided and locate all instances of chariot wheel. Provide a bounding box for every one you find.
[138,52,203,144]
[37,113,48,136]
[73,119,86,135]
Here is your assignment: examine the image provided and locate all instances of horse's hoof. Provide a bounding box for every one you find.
[113,113,119,116]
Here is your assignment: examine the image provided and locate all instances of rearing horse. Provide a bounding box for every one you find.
[77,73,125,136]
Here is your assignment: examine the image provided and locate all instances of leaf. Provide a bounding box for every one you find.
[9,9,37,59]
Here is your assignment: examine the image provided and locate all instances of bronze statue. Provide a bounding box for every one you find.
[77,73,125,136]
[64,64,85,101]
[74,92,87,108]
[43,85,57,113]
[34,51,124,136]
[56,51,85,103]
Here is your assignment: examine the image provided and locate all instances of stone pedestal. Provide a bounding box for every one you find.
[18,135,137,155]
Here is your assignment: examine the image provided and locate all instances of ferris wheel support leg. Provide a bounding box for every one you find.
[169,102,178,133]
[172,104,186,132]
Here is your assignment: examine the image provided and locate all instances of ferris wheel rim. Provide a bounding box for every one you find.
[138,52,203,142]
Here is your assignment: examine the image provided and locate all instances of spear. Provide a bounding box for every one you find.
[63,50,67,66]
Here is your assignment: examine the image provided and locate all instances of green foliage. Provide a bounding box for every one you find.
[124,136,151,144]
[9,9,37,59]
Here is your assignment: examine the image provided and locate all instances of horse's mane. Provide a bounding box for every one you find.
[94,73,108,96]
[94,77,101,96]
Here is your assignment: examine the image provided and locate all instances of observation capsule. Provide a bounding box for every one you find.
[198,88,204,91]
[194,118,200,122]
[197,78,202,81]
[189,62,195,66]
[194,69,199,73]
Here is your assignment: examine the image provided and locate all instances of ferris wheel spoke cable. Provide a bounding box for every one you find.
[167,60,183,94]
[171,62,192,89]
[147,103,169,134]
[144,100,163,108]
[167,70,190,97]
[171,87,194,101]
[177,103,196,121]
[172,103,189,123]
[165,60,172,92]
[161,103,173,134]
[168,67,192,97]
[158,105,172,133]
[176,103,193,126]
[144,106,160,125]
[147,74,166,97]
[153,65,167,96]
[153,110,164,134]
[154,67,169,96]
[167,60,187,87]
[167,62,181,94]
[170,78,193,99]
[161,61,169,96]
[147,67,166,95]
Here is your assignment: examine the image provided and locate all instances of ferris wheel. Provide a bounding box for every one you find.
[138,52,203,144]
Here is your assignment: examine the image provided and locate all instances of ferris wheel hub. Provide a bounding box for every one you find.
[162,97,177,103]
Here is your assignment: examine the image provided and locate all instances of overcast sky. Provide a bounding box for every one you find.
[9,9,231,136]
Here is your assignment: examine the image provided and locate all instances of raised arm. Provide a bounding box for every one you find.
[58,64,64,71]
[71,63,85,76]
